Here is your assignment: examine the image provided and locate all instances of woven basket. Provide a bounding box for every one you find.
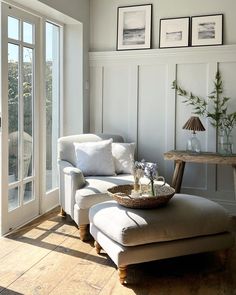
[107,184,175,209]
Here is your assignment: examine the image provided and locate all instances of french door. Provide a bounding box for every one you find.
[0,2,61,235]
[0,4,40,233]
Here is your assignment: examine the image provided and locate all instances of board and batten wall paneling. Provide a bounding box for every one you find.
[175,63,209,190]
[89,45,236,214]
[90,67,103,133]
[216,62,236,198]
[138,64,167,176]
[102,65,138,143]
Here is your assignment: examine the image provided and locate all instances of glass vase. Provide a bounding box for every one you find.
[133,177,141,192]
[218,130,233,155]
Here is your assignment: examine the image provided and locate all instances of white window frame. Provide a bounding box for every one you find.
[40,17,64,212]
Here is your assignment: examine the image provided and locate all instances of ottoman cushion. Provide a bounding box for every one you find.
[89,194,231,247]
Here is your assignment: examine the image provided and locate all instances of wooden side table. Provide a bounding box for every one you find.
[164,150,236,194]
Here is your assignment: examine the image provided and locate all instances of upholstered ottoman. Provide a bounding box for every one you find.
[89,194,234,284]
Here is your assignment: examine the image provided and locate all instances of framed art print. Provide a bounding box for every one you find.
[191,14,223,46]
[159,17,190,48]
[117,4,152,51]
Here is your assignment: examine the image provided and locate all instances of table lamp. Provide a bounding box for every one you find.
[182,116,205,153]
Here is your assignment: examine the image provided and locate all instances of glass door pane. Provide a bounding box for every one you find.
[8,16,19,40]
[45,22,60,192]
[23,181,33,204]
[8,43,19,186]
[23,47,33,179]
[7,14,35,212]
[8,187,19,211]
[23,22,33,44]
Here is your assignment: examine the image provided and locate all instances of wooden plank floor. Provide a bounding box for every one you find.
[0,209,235,295]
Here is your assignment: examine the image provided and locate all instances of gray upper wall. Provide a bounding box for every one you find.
[38,0,89,24]
[90,0,236,51]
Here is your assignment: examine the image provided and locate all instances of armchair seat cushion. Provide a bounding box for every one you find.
[75,174,135,209]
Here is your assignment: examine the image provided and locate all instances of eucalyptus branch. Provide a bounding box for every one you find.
[172,71,236,132]
[172,81,207,116]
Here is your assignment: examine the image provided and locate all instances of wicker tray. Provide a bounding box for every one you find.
[107,184,175,209]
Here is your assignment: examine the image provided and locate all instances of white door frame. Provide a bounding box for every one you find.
[0,2,40,234]
[0,0,65,236]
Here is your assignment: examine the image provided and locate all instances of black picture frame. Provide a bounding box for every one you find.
[117,4,152,51]
[191,14,223,47]
[159,17,190,49]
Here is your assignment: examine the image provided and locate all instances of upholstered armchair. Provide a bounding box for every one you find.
[57,133,136,241]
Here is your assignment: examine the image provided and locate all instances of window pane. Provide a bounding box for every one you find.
[8,187,19,211]
[45,22,60,192]
[23,47,33,178]
[23,181,34,203]
[8,43,19,183]
[8,16,19,40]
[23,22,33,44]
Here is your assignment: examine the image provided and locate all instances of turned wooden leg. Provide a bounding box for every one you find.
[79,224,88,241]
[118,266,127,284]
[218,249,232,267]
[94,241,102,254]
[60,207,66,217]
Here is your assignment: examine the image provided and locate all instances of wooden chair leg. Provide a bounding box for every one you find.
[118,266,127,284]
[79,224,88,241]
[218,249,232,267]
[94,241,102,254]
[60,207,66,217]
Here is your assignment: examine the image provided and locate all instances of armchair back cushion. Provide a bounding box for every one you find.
[112,142,135,174]
[58,133,124,167]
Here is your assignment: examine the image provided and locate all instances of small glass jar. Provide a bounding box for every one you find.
[186,133,201,153]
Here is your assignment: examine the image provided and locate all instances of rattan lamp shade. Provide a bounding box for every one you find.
[182,116,205,133]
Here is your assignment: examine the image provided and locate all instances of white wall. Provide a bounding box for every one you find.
[90,0,236,51]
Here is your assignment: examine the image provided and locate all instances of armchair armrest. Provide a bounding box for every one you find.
[58,160,86,218]
[63,166,86,189]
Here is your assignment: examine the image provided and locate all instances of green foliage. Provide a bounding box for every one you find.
[8,61,52,135]
[172,71,236,132]
[8,60,53,169]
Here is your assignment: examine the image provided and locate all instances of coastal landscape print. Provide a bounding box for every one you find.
[191,14,223,46]
[159,17,189,48]
[117,5,152,50]
[166,31,182,41]
[198,21,216,39]
[123,10,146,45]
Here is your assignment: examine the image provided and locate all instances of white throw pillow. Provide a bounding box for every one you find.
[74,139,115,176]
[112,142,135,174]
